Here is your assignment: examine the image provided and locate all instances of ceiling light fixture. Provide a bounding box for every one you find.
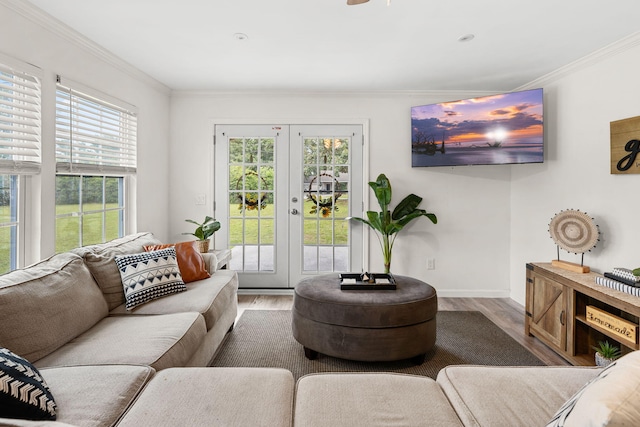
[234,33,248,41]
[458,34,475,42]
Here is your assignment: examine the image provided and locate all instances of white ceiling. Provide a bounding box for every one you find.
[23,0,640,92]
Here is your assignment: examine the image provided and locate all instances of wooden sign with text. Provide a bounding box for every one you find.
[586,305,638,346]
[611,116,640,174]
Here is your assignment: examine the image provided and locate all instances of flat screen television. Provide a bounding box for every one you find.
[411,88,544,167]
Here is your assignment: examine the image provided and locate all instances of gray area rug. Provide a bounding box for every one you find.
[211,310,544,380]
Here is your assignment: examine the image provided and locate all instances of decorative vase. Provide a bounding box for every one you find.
[595,352,615,367]
[195,239,210,253]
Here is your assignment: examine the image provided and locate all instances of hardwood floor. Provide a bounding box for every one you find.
[237,294,569,366]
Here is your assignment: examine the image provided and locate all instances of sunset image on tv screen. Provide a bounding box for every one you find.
[411,88,543,167]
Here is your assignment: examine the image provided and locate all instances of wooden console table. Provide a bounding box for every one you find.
[525,262,640,366]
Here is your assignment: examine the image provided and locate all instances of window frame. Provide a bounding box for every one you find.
[0,53,42,272]
[54,77,137,251]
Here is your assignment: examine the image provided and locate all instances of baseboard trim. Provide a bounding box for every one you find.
[238,288,295,296]
[436,289,511,298]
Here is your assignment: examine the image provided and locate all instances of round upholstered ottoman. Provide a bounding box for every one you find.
[292,274,437,363]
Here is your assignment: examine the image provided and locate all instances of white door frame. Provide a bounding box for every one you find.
[211,118,371,289]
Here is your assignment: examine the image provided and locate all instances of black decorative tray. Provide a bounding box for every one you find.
[339,273,396,290]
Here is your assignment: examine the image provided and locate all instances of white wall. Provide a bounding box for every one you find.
[11,1,634,297]
[172,36,640,297]
[0,1,172,262]
[510,37,640,304]
[170,92,513,296]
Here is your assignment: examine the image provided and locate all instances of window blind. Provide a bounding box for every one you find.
[0,62,41,175]
[56,80,137,175]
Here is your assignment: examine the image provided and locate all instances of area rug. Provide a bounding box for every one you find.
[211,310,544,380]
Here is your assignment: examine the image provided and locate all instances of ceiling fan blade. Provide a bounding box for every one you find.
[347,0,370,5]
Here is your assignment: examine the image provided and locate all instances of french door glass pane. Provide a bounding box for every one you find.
[228,137,276,272]
[303,137,350,272]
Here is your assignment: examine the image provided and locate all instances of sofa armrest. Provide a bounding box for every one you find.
[200,252,218,274]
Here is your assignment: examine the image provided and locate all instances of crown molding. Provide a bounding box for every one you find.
[170,89,494,99]
[4,0,171,95]
[517,31,640,90]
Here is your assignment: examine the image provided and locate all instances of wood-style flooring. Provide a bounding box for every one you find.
[237,295,569,366]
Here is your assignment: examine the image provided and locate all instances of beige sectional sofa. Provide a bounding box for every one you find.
[0,232,238,371]
[2,233,636,426]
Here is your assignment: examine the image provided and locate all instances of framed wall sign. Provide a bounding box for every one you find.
[610,116,640,174]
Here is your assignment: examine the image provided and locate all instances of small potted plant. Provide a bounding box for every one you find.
[183,216,221,253]
[592,340,621,367]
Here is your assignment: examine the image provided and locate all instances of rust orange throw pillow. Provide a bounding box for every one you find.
[144,241,210,283]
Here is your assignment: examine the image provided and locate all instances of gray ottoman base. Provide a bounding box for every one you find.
[292,309,436,362]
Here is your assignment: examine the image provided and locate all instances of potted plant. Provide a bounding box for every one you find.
[592,340,621,367]
[183,216,221,253]
[347,173,437,274]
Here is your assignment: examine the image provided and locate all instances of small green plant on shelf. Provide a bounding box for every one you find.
[592,340,621,367]
[183,216,221,253]
[183,216,220,241]
[633,267,640,277]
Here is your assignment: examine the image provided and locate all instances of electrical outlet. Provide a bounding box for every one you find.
[195,194,206,205]
[427,258,435,270]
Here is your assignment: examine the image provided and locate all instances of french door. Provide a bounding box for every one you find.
[214,124,363,288]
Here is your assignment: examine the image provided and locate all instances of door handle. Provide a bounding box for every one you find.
[291,208,299,215]
[559,310,565,326]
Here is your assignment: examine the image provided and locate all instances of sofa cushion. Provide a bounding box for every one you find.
[437,365,601,427]
[75,232,162,310]
[33,312,206,371]
[109,270,239,331]
[117,367,294,427]
[547,350,640,427]
[294,373,463,426]
[115,248,186,310]
[0,347,56,421]
[38,365,153,427]
[0,253,108,362]
[144,241,210,283]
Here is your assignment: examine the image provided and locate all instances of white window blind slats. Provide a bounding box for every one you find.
[0,99,40,116]
[0,114,40,129]
[54,117,137,145]
[0,64,39,85]
[55,84,137,175]
[0,80,40,100]
[0,124,40,139]
[0,63,42,175]
[0,140,39,150]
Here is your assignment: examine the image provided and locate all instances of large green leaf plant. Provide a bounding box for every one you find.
[348,174,437,273]
[183,216,221,241]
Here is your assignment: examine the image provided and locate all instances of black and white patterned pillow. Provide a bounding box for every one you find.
[0,347,57,421]
[115,247,186,310]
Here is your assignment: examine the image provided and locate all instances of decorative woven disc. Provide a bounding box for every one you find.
[549,209,599,254]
